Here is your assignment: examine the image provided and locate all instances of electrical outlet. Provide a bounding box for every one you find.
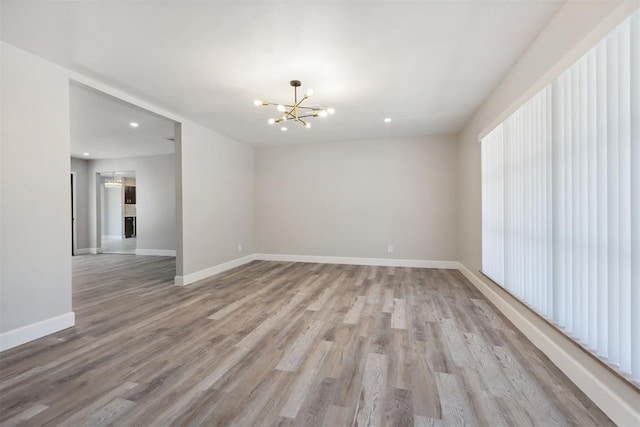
[237,244,242,252]
[387,245,394,253]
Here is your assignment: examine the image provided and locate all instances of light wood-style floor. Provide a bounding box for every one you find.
[0,255,612,426]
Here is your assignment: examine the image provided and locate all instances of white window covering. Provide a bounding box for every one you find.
[481,9,639,382]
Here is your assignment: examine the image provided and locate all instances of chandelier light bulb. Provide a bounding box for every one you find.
[281,127,288,132]
[268,118,276,125]
[305,88,314,97]
[327,107,335,114]
[318,110,328,118]
[305,122,311,128]
[277,104,286,112]
[254,100,262,106]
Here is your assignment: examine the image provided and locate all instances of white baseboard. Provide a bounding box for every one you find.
[173,253,457,287]
[457,263,640,427]
[174,254,256,286]
[0,312,75,352]
[253,253,459,269]
[136,249,176,257]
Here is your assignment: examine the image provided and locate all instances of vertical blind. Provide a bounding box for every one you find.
[481,9,639,382]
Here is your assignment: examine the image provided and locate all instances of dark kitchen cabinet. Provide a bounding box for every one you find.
[125,216,136,238]
[124,186,136,204]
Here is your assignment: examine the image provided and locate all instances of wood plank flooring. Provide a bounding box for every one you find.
[0,255,613,426]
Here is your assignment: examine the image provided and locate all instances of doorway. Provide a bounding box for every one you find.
[69,81,180,302]
[98,171,136,254]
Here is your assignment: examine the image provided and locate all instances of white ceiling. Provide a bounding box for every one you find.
[70,83,175,159]
[2,0,565,146]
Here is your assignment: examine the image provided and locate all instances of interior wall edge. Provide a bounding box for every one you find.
[174,254,256,286]
[0,312,75,352]
[1,42,73,335]
[458,263,640,427]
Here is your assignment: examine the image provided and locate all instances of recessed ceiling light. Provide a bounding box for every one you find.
[384,117,392,123]
[130,122,139,128]
[82,152,90,156]
[281,127,288,132]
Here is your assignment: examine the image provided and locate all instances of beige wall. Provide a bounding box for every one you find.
[255,136,457,261]
[456,2,640,425]
[1,43,74,342]
[179,121,254,278]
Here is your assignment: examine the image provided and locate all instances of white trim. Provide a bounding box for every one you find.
[174,254,256,286]
[0,312,75,352]
[175,253,457,286]
[457,263,640,427]
[102,235,123,240]
[253,253,459,269]
[136,249,176,257]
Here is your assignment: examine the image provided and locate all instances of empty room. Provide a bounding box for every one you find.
[0,1,638,426]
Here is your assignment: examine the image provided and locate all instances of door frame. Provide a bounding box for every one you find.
[71,171,78,256]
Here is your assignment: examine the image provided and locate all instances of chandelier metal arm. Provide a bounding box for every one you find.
[264,103,295,108]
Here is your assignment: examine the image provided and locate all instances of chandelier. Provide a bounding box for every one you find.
[104,179,122,189]
[254,80,334,130]
[102,172,123,188]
